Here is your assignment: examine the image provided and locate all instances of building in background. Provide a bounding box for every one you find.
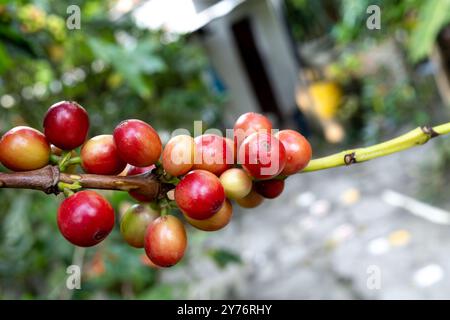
[133,0,301,127]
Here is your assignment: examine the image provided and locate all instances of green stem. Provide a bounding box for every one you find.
[57,181,82,197]
[301,122,450,173]
[58,151,73,171]
[66,157,81,166]
[162,174,181,185]
[160,206,169,217]
[62,188,75,197]
[50,155,60,165]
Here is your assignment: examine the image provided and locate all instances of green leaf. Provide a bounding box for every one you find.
[138,284,176,300]
[207,248,241,269]
[408,0,450,62]
[0,44,12,74]
[88,38,165,97]
[1,194,34,258]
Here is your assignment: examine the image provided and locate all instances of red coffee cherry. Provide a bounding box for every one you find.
[175,170,225,220]
[235,188,264,208]
[193,134,233,176]
[234,112,273,149]
[126,164,156,176]
[43,101,89,150]
[125,164,156,202]
[57,191,115,247]
[0,126,50,171]
[144,215,187,268]
[254,179,285,199]
[162,134,195,177]
[184,199,233,232]
[238,132,286,180]
[120,204,159,248]
[224,137,237,163]
[275,129,312,175]
[219,168,252,200]
[81,135,126,175]
[113,119,162,167]
[140,253,161,269]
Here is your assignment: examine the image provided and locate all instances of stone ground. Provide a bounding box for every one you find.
[162,138,450,299]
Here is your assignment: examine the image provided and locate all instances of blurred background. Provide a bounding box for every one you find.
[0,0,449,299]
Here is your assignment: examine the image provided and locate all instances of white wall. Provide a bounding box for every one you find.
[195,0,299,126]
[251,0,299,115]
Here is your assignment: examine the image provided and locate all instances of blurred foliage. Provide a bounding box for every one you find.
[207,248,241,269]
[326,50,437,144]
[0,0,228,299]
[331,0,450,63]
[408,0,450,62]
[0,0,225,134]
[286,0,449,203]
[286,0,447,143]
[284,0,338,41]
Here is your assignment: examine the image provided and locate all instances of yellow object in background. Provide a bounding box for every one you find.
[296,77,345,143]
[341,188,361,206]
[308,81,343,120]
[388,229,411,247]
[48,45,64,62]
[323,120,345,144]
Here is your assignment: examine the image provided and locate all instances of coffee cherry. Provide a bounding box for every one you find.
[120,204,159,248]
[81,135,126,175]
[140,253,160,269]
[184,199,233,232]
[275,130,312,175]
[0,126,50,171]
[234,112,273,148]
[254,179,285,199]
[162,135,195,177]
[219,168,252,200]
[193,134,233,176]
[126,164,156,176]
[43,101,89,150]
[175,170,225,220]
[234,112,273,137]
[57,191,115,247]
[238,132,286,180]
[224,137,237,163]
[144,215,187,268]
[235,188,264,208]
[126,165,156,202]
[113,119,162,167]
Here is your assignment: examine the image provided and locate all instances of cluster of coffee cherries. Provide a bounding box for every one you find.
[0,101,312,268]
